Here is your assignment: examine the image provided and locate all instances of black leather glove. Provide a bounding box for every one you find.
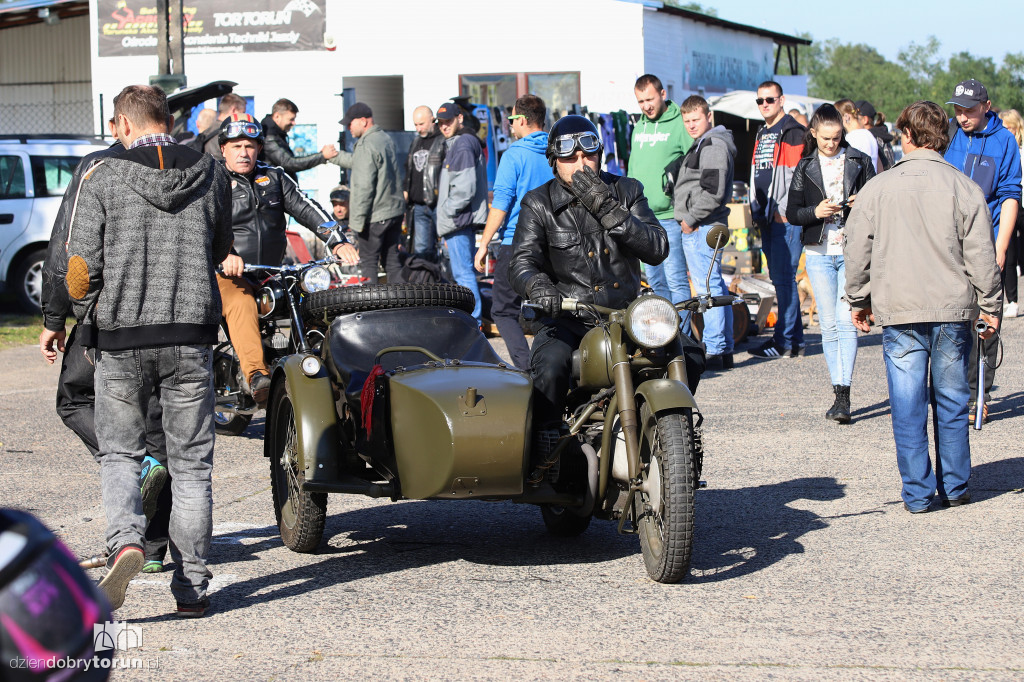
[528,276,563,318]
[570,166,631,230]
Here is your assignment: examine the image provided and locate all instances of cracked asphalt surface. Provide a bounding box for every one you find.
[2,314,1022,680]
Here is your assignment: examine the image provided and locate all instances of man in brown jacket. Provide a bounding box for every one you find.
[844,100,1001,514]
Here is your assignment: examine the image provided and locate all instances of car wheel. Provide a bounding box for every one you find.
[13,249,45,314]
[302,283,475,321]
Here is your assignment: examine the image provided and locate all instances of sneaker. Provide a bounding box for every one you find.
[139,455,168,521]
[97,544,144,610]
[141,560,164,573]
[1004,301,1018,317]
[967,401,989,425]
[175,596,210,618]
[748,340,788,359]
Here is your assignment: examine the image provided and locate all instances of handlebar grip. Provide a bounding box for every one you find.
[710,295,739,307]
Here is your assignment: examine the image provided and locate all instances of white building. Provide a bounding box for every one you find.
[2,0,808,199]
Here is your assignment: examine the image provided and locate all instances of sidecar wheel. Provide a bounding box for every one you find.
[302,283,476,320]
[634,404,695,583]
[267,380,326,552]
[539,504,592,537]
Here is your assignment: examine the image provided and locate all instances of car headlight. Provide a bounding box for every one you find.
[625,296,679,348]
[301,266,331,293]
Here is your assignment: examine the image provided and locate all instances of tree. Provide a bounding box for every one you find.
[665,1,718,16]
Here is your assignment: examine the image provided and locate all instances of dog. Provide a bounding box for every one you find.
[796,269,818,327]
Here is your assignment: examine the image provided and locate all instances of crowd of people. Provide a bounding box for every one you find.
[29,69,1021,620]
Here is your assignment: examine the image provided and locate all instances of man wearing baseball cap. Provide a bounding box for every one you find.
[339,101,406,283]
[434,101,487,324]
[943,78,1022,423]
[855,100,895,171]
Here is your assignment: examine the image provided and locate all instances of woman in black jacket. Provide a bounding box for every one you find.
[787,104,875,423]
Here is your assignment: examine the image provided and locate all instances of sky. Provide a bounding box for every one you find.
[707,0,1019,64]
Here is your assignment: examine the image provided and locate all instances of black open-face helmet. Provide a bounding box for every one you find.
[218,113,264,147]
[545,114,603,169]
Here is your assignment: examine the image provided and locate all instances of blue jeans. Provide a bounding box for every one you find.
[682,223,733,354]
[804,254,857,385]
[761,221,804,349]
[645,218,691,330]
[882,323,973,509]
[95,344,215,604]
[412,204,437,258]
[443,227,482,323]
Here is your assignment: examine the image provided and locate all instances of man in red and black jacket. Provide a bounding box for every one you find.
[748,80,806,359]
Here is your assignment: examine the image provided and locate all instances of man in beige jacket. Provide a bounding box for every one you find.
[844,100,1001,514]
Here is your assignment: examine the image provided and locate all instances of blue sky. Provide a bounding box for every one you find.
[708,0,1018,64]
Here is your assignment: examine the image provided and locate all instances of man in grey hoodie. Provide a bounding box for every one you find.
[674,95,736,367]
[64,85,233,616]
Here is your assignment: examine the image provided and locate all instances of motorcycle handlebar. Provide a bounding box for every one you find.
[216,256,339,276]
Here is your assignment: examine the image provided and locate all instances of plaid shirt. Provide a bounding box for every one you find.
[129,133,177,149]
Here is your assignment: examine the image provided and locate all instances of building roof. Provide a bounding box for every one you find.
[635,1,812,47]
[0,0,87,30]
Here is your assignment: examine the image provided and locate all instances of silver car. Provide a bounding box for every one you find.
[0,136,110,313]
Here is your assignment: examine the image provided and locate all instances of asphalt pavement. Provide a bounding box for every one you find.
[2,313,1023,681]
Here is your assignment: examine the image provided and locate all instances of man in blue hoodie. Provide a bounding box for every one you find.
[943,78,1022,422]
[474,95,550,369]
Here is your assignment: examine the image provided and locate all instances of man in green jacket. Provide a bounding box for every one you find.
[341,102,406,283]
[627,74,693,322]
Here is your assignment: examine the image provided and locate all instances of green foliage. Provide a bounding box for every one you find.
[665,1,718,16]
[788,34,1024,122]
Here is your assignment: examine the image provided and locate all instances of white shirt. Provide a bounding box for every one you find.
[845,129,879,173]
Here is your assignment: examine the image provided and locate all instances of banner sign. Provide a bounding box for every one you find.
[97,0,326,56]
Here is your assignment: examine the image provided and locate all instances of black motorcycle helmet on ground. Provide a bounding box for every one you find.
[545,115,604,171]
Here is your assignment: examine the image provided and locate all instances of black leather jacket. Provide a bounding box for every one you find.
[259,115,325,180]
[41,142,124,332]
[509,173,668,310]
[786,145,875,245]
[226,161,341,265]
[403,131,445,207]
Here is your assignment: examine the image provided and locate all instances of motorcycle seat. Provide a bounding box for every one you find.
[324,307,504,409]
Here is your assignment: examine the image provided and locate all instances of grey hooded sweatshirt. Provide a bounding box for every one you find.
[65,143,233,350]
[673,125,736,229]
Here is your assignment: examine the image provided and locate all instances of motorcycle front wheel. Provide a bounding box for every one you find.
[634,403,696,583]
[267,380,326,552]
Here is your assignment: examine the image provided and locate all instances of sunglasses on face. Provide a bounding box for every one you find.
[508,114,526,124]
[755,97,779,106]
[551,132,601,158]
[223,120,261,140]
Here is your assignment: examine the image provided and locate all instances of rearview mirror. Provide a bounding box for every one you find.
[706,224,730,250]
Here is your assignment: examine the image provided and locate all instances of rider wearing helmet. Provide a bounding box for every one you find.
[509,115,704,483]
[218,114,358,403]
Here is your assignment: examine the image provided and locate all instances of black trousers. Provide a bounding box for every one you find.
[355,215,404,283]
[968,305,1003,404]
[58,324,171,561]
[530,316,706,431]
[491,245,531,370]
[1002,216,1021,303]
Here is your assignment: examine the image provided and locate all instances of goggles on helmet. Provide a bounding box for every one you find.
[223,120,262,141]
[551,132,601,158]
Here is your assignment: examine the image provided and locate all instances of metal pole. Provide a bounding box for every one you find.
[155,0,169,76]
[170,0,184,76]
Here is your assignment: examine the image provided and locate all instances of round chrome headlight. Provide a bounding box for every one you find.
[301,266,331,293]
[300,355,321,376]
[625,296,679,348]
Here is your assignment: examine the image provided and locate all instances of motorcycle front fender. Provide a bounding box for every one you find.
[634,378,698,414]
[269,355,340,483]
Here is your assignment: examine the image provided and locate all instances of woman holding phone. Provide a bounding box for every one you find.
[787,103,875,423]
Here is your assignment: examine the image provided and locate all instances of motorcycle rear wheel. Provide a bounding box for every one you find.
[634,404,696,583]
[267,380,326,552]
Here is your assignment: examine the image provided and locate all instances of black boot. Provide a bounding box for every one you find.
[825,385,841,421]
[833,385,851,424]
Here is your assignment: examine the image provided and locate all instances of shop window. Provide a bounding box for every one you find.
[459,74,517,109]
[526,72,581,117]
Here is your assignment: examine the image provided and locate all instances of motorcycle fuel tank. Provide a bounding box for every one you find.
[387,363,532,500]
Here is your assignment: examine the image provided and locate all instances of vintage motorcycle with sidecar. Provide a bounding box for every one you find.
[265,226,738,583]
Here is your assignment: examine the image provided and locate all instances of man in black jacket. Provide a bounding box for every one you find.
[403,105,445,259]
[510,115,702,483]
[260,97,338,180]
[218,116,357,402]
